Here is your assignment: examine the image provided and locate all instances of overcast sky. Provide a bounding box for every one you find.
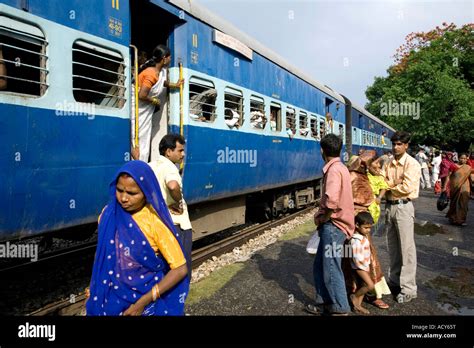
[195,0,473,107]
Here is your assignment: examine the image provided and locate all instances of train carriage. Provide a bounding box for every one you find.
[0,0,395,244]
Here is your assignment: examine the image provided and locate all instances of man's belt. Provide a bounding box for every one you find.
[386,199,411,205]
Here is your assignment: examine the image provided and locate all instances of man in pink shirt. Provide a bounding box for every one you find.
[306,134,355,316]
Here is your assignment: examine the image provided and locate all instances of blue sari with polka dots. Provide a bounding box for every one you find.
[86,160,190,316]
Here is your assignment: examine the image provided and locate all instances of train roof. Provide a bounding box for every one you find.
[168,0,345,104]
[351,103,396,132]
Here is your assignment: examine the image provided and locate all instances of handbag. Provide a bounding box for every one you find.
[306,231,320,254]
[436,191,449,211]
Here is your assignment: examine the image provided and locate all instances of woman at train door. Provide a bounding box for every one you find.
[86,160,189,316]
[133,45,184,162]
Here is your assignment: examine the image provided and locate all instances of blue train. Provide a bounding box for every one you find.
[0,0,395,242]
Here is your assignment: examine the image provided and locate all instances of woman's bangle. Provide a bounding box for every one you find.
[152,284,160,302]
[150,97,160,106]
[155,284,160,299]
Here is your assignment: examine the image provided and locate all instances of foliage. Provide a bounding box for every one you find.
[365,23,474,151]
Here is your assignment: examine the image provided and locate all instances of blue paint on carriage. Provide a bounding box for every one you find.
[171,14,345,123]
[0,104,130,237]
[0,0,130,45]
[169,125,325,204]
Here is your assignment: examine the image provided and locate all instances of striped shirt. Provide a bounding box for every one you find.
[350,233,371,271]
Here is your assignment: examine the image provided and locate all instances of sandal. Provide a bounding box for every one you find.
[371,299,390,309]
[304,303,325,315]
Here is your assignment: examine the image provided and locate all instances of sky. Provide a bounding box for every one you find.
[194,0,473,107]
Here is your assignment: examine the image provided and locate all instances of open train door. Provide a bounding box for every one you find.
[130,0,184,161]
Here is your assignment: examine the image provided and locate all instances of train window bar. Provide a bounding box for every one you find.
[250,95,266,130]
[270,102,281,132]
[0,16,48,97]
[189,77,217,122]
[310,115,319,140]
[224,87,244,128]
[286,107,296,135]
[72,40,126,109]
[299,111,309,136]
[319,117,326,139]
[338,124,344,142]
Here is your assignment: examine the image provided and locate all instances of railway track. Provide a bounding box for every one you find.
[28,205,316,316]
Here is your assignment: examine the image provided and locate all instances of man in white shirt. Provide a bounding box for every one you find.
[431,150,442,187]
[415,148,431,190]
[148,134,193,278]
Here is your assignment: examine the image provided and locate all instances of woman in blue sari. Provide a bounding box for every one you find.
[86,160,189,316]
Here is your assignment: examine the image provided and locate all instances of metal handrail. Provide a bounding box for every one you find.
[72,88,126,100]
[0,27,46,45]
[0,43,48,58]
[72,48,124,65]
[73,61,126,78]
[0,74,48,86]
[1,58,49,72]
[72,74,126,89]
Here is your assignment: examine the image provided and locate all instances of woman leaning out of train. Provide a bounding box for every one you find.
[86,160,189,316]
[132,45,184,162]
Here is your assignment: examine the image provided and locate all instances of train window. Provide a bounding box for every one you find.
[0,16,48,96]
[319,118,326,139]
[270,102,281,132]
[189,77,217,122]
[72,41,126,108]
[353,127,358,144]
[286,107,296,136]
[310,115,319,139]
[224,87,244,128]
[338,124,344,141]
[299,111,309,136]
[250,95,266,129]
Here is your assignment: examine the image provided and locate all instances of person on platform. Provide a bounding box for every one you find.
[305,134,354,316]
[86,160,189,316]
[382,131,420,303]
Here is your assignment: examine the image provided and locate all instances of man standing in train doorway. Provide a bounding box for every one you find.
[148,134,193,280]
[382,131,420,303]
[305,134,354,316]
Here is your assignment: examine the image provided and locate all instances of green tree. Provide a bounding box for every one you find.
[365,23,474,151]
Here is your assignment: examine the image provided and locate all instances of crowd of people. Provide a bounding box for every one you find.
[306,132,472,316]
[414,147,474,226]
[84,42,472,317]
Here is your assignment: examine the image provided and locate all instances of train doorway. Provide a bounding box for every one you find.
[130,1,183,161]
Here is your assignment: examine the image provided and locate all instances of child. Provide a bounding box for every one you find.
[367,157,389,228]
[349,212,375,314]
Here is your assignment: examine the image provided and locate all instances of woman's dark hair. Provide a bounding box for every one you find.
[320,134,342,157]
[138,44,171,73]
[159,134,186,156]
[355,212,374,226]
[435,150,440,157]
[390,131,411,144]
